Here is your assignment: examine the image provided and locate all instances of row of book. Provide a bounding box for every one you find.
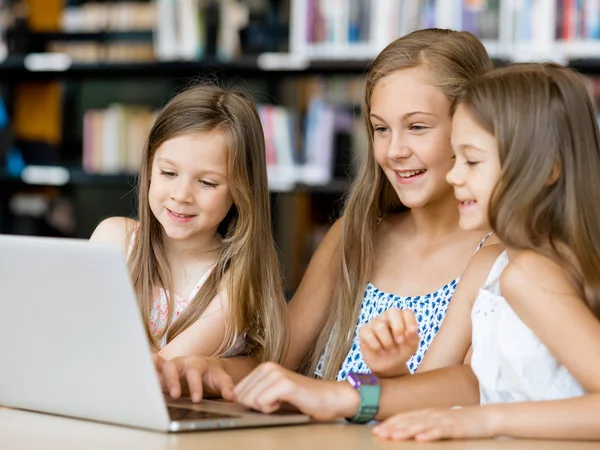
[83,105,157,175]
[61,2,156,32]
[556,0,600,40]
[81,77,368,190]
[47,42,155,63]
[290,0,600,61]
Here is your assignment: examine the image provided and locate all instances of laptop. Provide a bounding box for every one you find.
[0,234,310,432]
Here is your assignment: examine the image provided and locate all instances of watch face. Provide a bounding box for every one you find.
[347,372,379,388]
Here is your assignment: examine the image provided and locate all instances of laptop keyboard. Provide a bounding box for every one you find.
[167,406,239,421]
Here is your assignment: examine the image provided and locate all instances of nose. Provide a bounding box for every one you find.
[446,159,463,187]
[387,133,411,161]
[170,178,194,203]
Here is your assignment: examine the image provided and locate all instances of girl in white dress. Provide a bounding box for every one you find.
[373,63,600,441]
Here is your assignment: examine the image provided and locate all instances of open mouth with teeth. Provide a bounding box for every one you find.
[397,169,426,178]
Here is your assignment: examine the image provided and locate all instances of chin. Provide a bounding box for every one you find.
[396,194,434,210]
[459,218,486,231]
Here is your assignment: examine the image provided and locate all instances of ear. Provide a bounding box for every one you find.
[547,161,561,186]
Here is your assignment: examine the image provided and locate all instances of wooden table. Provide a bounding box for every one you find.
[1,407,598,450]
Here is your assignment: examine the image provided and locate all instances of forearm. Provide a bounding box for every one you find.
[376,364,480,420]
[489,394,600,440]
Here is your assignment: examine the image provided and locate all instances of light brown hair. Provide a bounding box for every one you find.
[455,62,600,318]
[307,28,493,379]
[129,85,288,362]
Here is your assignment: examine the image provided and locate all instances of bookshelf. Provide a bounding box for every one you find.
[3,0,600,291]
[0,55,372,80]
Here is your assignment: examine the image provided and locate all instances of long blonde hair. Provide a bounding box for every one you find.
[456,63,600,318]
[129,85,288,362]
[307,29,493,379]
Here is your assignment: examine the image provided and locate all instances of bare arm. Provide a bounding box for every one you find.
[284,219,341,370]
[89,216,135,254]
[479,395,600,440]
[159,295,227,361]
[416,243,505,372]
[374,364,480,420]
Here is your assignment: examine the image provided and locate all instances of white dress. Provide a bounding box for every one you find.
[471,251,584,404]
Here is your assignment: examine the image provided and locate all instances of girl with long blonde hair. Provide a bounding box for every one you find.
[91,85,287,374]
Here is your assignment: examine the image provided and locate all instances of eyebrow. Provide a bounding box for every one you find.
[370,111,436,122]
[455,144,486,154]
[156,158,226,177]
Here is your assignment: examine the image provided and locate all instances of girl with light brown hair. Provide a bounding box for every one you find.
[373,63,600,441]
[90,85,288,388]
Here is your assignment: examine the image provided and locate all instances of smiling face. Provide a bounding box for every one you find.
[148,130,234,244]
[446,104,501,231]
[369,66,456,209]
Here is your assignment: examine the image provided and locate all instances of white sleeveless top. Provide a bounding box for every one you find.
[471,251,584,404]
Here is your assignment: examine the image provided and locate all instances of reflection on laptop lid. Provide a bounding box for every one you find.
[0,235,309,432]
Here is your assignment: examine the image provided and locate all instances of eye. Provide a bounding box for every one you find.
[373,125,388,134]
[466,160,479,166]
[199,180,218,188]
[160,170,176,178]
[409,124,428,132]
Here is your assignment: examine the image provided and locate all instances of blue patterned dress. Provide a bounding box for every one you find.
[316,234,491,381]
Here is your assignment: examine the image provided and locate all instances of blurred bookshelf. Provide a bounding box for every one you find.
[2,0,600,291]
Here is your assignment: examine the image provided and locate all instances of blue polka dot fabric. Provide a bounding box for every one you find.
[316,279,458,381]
[315,233,491,381]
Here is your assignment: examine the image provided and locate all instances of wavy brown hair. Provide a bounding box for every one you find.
[455,63,600,318]
[129,85,288,362]
[306,29,493,379]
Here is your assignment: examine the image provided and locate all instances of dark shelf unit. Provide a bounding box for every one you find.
[0,55,374,80]
[0,167,349,194]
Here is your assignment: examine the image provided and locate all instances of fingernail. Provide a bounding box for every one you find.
[170,388,178,398]
[192,393,200,402]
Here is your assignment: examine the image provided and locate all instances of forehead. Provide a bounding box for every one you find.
[371,66,450,117]
[154,130,229,172]
[451,105,497,149]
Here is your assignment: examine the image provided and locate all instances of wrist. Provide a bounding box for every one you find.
[373,364,409,378]
[335,381,361,419]
[484,405,505,437]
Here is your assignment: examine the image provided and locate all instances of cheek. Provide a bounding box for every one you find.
[372,140,387,165]
[148,181,166,200]
[200,190,233,212]
[419,134,453,169]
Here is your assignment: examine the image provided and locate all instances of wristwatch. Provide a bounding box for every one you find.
[345,372,381,423]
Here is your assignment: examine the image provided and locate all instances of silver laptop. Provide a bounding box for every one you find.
[0,234,310,432]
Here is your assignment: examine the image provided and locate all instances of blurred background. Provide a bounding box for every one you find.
[0,0,599,294]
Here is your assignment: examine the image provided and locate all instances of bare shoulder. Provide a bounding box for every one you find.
[309,218,342,261]
[480,232,502,248]
[455,243,505,305]
[500,250,577,308]
[465,243,506,280]
[325,217,342,242]
[89,217,137,253]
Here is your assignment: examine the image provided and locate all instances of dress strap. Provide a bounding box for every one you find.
[473,232,493,255]
[186,263,217,300]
